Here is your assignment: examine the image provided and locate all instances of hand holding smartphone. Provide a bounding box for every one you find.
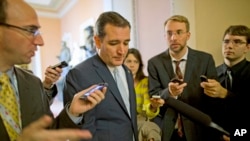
[152,95,161,99]
[170,78,184,84]
[51,61,68,69]
[80,83,108,100]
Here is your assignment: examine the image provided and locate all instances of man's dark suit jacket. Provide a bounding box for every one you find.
[63,55,138,141]
[211,59,250,140]
[148,47,218,141]
[23,69,58,105]
[0,67,78,141]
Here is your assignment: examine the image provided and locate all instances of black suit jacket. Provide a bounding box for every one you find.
[148,47,218,141]
[0,67,78,141]
[63,55,138,141]
[212,59,250,140]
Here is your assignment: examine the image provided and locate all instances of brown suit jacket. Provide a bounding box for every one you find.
[0,67,77,141]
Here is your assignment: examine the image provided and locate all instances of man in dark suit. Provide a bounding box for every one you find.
[63,11,138,141]
[201,25,250,141]
[24,66,62,104]
[0,0,106,140]
[147,15,218,141]
[17,115,93,141]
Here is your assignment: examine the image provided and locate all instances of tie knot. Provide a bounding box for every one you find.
[113,68,119,82]
[113,67,118,74]
[226,68,232,75]
[0,73,10,84]
[173,59,184,79]
[174,59,184,66]
[174,60,180,65]
[113,68,120,76]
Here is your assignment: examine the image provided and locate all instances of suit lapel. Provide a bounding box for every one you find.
[184,48,196,83]
[92,56,129,115]
[14,68,36,127]
[162,50,175,79]
[217,64,227,85]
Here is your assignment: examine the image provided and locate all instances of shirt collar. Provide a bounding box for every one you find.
[223,59,247,75]
[0,67,14,77]
[0,67,15,83]
[170,48,188,62]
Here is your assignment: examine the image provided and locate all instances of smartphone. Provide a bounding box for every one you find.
[80,83,108,100]
[200,75,208,82]
[51,61,68,69]
[152,95,161,99]
[170,78,183,84]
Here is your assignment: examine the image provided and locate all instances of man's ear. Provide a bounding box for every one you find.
[94,35,101,50]
[246,43,250,52]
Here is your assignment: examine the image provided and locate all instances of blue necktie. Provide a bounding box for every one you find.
[113,68,130,117]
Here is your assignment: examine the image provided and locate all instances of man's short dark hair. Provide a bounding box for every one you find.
[223,25,250,44]
[94,11,131,39]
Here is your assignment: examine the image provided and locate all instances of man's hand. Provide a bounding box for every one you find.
[69,85,107,116]
[168,81,187,97]
[200,79,228,98]
[150,98,165,112]
[222,135,230,141]
[17,115,92,141]
[43,67,62,89]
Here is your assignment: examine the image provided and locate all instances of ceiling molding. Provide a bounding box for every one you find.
[25,0,78,18]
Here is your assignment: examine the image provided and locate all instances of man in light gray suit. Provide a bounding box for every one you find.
[63,11,138,141]
[148,15,218,141]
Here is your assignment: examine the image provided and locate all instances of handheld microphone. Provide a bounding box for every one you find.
[165,94,230,136]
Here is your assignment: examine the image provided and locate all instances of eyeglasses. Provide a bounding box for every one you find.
[223,39,247,46]
[0,23,40,37]
[166,30,187,37]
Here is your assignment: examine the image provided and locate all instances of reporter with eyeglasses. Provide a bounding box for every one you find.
[201,25,250,141]
[147,15,218,141]
[0,0,107,141]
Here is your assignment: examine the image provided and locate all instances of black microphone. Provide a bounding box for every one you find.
[165,95,230,136]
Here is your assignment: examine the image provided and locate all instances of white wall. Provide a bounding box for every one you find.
[111,0,137,48]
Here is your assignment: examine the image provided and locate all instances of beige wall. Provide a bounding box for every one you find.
[37,0,250,78]
[61,0,104,43]
[37,0,103,78]
[170,0,250,66]
[195,0,250,66]
[39,17,61,79]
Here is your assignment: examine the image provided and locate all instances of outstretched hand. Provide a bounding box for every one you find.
[17,115,92,141]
